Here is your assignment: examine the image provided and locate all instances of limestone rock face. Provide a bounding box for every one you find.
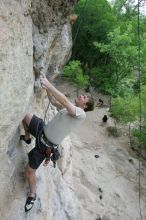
[0,0,33,217]
[33,23,72,78]
[32,0,73,77]
[0,0,76,219]
[0,0,33,152]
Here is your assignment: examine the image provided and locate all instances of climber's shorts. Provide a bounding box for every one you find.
[27,115,46,169]
[27,114,44,138]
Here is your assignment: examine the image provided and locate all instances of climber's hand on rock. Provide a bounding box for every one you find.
[40,74,50,90]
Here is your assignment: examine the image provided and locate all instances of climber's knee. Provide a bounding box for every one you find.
[23,113,33,127]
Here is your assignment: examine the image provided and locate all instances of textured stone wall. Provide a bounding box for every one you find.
[0,0,76,219]
[32,0,73,78]
[0,0,33,217]
[0,0,33,152]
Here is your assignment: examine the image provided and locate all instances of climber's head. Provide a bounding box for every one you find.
[75,95,94,112]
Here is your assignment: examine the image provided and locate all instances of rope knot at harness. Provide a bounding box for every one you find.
[45,146,60,168]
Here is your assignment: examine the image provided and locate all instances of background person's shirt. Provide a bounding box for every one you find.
[44,107,86,145]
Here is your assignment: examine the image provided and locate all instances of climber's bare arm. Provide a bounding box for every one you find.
[40,75,76,116]
[46,90,63,110]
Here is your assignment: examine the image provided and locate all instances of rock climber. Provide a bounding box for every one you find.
[21,74,94,212]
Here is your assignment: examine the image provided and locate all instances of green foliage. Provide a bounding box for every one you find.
[90,66,136,96]
[113,0,137,19]
[63,60,89,88]
[110,95,139,123]
[117,78,136,97]
[141,33,146,84]
[106,126,120,137]
[110,85,146,147]
[69,0,146,148]
[71,0,146,98]
[93,25,138,95]
[129,85,146,149]
[132,129,146,149]
[72,0,116,68]
[141,85,146,127]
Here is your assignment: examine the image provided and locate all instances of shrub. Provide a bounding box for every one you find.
[106,126,120,137]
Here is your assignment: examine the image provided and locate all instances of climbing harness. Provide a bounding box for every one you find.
[40,131,60,168]
[34,94,60,168]
[35,121,60,168]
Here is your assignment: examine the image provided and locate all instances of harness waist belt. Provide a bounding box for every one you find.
[40,132,58,149]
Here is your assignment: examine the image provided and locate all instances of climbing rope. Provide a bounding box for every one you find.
[137,1,143,219]
[72,0,88,47]
[44,95,53,123]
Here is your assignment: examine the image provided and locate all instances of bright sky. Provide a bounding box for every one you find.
[108,0,146,15]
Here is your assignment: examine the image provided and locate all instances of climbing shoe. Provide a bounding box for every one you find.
[25,194,36,212]
[20,135,31,144]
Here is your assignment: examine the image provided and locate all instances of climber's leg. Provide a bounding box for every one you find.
[21,113,33,142]
[25,165,36,196]
[22,114,32,140]
[25,165,36,212]
[25,145,46,211]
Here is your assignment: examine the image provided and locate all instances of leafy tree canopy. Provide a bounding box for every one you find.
[93,24,137,95]
[110,95,139,123]
[63,60,89,89]
[72,0,116,68]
